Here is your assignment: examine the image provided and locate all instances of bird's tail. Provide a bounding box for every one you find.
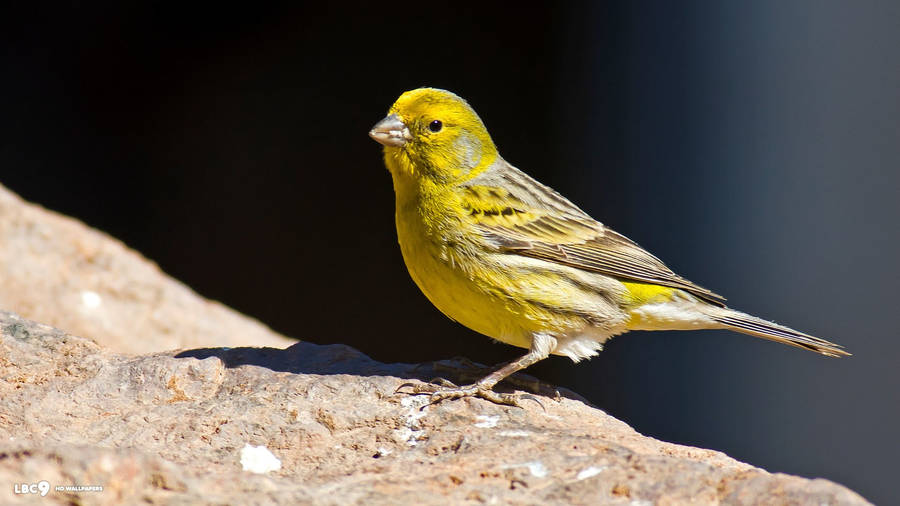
[703,307,850,357]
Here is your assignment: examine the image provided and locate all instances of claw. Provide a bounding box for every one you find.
[518,394,546,412]
[426,377,458,388]
[394,381,428,395]
[394,377,461,395]
[395,379,547,410]
[418,384,528,409]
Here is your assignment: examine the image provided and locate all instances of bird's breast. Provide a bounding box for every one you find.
[392,188,535,348]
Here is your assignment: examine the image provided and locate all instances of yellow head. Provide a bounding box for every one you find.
[369,88,498,184]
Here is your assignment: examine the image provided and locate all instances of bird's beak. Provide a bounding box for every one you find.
[369,114,411,147]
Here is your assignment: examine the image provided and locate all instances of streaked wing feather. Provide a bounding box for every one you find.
[463,163,726,306]
[482,222,726,306]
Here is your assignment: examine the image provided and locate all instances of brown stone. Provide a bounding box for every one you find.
[0,184,293,354]
[0,311,869,505]
[0,184,870,504]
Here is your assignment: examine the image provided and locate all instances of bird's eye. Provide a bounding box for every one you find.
[428,120,443,132]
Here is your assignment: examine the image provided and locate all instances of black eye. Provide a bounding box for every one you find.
[428,120,443,132]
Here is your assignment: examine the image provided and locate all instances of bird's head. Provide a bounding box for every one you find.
[369,88,498,184]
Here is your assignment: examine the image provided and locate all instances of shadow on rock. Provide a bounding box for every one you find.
[174,342,589,403]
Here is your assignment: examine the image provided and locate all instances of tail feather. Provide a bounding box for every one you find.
[709,310,849,357]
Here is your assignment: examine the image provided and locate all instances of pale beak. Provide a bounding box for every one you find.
[369,114,411,147]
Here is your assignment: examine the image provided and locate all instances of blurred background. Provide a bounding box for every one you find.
[3,1,897,503]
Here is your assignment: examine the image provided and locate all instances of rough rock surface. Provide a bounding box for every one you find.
[0,184,293,354]
[0,185,869,504]
[0,312,869,505]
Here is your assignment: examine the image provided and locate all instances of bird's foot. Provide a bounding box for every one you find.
[395,378,543,409]
[432,360,562,401]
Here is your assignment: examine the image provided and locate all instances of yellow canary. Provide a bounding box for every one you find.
[369,88,848,406]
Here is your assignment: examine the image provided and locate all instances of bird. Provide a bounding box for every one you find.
[369,87,848,406]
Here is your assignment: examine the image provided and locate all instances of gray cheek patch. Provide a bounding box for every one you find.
[452,133,483,176]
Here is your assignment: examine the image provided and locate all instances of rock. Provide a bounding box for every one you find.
[0,311,869,505]
[0,183,294,354]
[0,185,869,503]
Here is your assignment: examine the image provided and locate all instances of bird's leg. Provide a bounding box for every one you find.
[429,357,562,399]
[397,334,556,407]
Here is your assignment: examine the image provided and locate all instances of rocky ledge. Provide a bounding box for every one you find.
[0,311,868,505]
[0,183,869,504]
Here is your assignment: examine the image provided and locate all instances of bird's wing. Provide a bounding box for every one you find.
[461,164,726,306]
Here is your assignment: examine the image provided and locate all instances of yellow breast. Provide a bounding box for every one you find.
[393,191,536,349]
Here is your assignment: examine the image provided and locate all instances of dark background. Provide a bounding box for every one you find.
[3,2,898,503]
